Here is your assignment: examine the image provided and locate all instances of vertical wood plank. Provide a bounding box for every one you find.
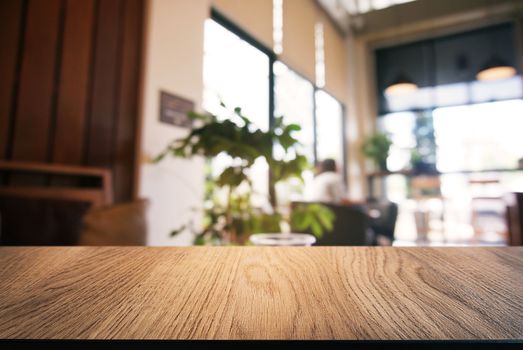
[114,0,143,202]
[12,0,61,162]
[0,0,141,199]
[86,0,122,170]
[52,0,95,164]
[0,0,25,159]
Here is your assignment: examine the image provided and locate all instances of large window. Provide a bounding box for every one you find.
[203,18,271,207]
[274,63,346,204]
[274,61,315,163]
[433,100,523,172]
[379,99,523,173]
[376,22,523,175]
[203,12,347,206]
[315,90,345,171]
[203,19,270,130]
[273,61,315,204]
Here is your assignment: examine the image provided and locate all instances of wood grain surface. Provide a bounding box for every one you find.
[0,247,521,340]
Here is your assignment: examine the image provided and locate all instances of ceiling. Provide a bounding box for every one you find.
[318,0,523,36]
[333,0,417,15]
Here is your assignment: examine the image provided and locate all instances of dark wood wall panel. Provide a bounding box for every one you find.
[114,0,143,202]
[12,0,62,162]
[0,0,25,159]
[53,0,95,165]
[86,0,122,169]
[0,0,143,202]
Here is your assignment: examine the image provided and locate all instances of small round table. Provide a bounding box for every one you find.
[249,233,316,246]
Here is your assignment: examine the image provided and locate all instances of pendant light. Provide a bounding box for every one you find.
[476,0,516,81]
[385,73,418,96]
[384,5,418,96]
[476,56,516,81]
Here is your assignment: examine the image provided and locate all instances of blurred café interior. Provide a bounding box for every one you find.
[1,0,523,248]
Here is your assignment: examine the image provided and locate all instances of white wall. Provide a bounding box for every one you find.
[139,0,209,246]
[344,33,373,201]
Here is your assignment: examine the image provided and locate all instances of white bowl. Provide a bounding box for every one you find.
[249,233,316,246]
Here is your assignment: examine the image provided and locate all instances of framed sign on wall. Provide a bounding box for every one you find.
[159,90,194,128]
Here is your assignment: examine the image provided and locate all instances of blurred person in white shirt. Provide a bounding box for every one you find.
[307,158,347,203]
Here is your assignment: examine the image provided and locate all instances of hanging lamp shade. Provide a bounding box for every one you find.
[384,73,418,96]
[476,56,516,81]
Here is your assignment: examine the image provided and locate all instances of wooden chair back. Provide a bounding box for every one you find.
[0,161,113,245]
[0,161,113,207]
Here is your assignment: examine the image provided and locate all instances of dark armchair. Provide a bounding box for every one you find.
[366,199,399,244]
[291,201,372,246]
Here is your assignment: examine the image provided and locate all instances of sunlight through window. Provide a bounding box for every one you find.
[203,19,271,209]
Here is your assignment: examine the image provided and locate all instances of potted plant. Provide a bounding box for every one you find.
[409,149,438,175]
[361,132,392,172]
[155,104,334,245]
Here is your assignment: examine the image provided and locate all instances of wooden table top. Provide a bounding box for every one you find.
[0,246,522,340]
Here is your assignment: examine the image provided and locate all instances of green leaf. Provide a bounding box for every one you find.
[290,204,335,238]
[286,123,301,132]
[310,220,322,238]
[278,132,299,151]
[194,235,206,245]
[273,116,284,129]
[316,206,335,231]
[216,167,247,188]
[187,111,204,120]
[152,151,167,163]
[170,225,186,237]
